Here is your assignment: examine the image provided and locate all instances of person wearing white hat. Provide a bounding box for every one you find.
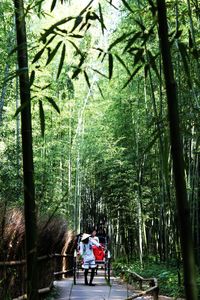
[80,233,101,286]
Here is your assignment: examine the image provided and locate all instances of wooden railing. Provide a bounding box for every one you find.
[0,253,72,266]
[122,271,159,300]
[0,253,73,300]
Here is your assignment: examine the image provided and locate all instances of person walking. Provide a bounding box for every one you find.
[80,233,101,286]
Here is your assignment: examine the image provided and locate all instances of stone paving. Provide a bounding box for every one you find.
[52,270,152,300]
[53,270,130,300]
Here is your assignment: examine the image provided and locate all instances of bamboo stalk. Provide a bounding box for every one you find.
[13,0,38,299]
[156,0,198,299]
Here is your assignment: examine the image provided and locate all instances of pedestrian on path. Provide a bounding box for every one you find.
[80,233,101,286]
[90,229,99,243]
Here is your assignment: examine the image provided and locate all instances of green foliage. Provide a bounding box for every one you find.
[113,259,186,298]
[0,1,200,298]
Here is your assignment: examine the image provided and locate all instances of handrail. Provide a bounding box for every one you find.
[0,253,73,267]
[0,259,26,266]
[54,268,73,276]
[122,271,159,300]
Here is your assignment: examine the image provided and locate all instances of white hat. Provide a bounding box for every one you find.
[81,233,91,241]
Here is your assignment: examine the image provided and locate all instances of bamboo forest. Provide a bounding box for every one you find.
[0,0,200,299]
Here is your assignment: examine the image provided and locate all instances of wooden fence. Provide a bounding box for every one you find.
[0,253,73,299]
[122,271,159,300]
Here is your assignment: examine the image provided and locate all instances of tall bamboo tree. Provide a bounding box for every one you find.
[13,0,38,299]
[156,0,198,299]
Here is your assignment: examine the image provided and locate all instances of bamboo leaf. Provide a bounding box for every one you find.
[78,55,86,68]
[142,131,160,155]
[105,0,118,10]
[141,25,155,46]
[39,100,45,137]
[93,47,104,53]
[71,67,82,79]
[122,65,142,89]
[97,83,105,99]
[68,34,83,39]
[134,48,144,65]
[67,39,82,56]
[42,83,51,90]
[85,11,92,24]
[80,0,94,15]
[94,47,104,60]
[71,16,83,32]
[147,50,160,80]
[57,43,66,79]
[114,54,131,76]
[108,32,134,51]
[98,3,106,34]
[121,0,134,13]
[79,21,88,32]
[32,47,45,63]
[14,100,29,117]
[40,17,74,43]
[83,71,91,88]
[50,0,57,12]
[46,41,62,66]
[178,42,192,89]
[108,53,113,80]
[92,68,108,79]
[98,51,103,59]
[56,28,68,35]
[135,19,146,31]
[45,96,60,114]
[88,12,99,21]
[101,52,107,63]
[85,23,91,33]
[30,70,35,87]
[123,31,142,53]
[45,34,56,46]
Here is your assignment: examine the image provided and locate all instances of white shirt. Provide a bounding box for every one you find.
[91,236,99,243]
[80,237,100,262]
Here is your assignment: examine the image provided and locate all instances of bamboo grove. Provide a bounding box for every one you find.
[0,0,200,299]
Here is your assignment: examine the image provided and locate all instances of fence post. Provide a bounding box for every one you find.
[73,250,77,285]
[139,279,142,290]
[152,286,159,300]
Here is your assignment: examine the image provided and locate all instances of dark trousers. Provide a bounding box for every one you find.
[84,268,95,285]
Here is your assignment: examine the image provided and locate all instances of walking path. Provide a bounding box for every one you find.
[50,269,185,300]
[53,270,152,300]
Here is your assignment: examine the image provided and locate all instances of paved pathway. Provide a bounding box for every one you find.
[53,270,130,300]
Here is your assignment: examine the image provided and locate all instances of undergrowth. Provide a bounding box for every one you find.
[112,258,194,299]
